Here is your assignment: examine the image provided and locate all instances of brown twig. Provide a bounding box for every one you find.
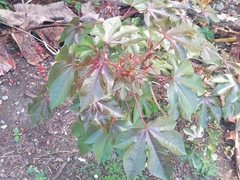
[53,162,67,180]
[148,82,166,115]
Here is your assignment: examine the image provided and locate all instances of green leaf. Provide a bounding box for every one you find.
[198,96,221,127]
[74,124,100,154]
[84,127,104,144]
[60,17,81,45]
[148,128,186,155]
[114,129,142,150]
[146,132,172,180]
[76,137,93,154]
[69,97,80,111]
[167,82,179,120]
[81,36,94,47]
[55,44,78,63]
[171,41,186,60]
[14,136,20,142]
[110,26,140,42]
[177,74,205,96]
[93,127,114,162]
[211,83,235,96]
[148,116,176,131]
[76,46,95,58]
[222,85,239,119]
[123,130,146,179]
[49,65,74,109]
[13,127,19,134]
[201,40,221,64]
[174,61,194,77]
[93,17,121,42]
[177,84,198,120]
[71,122,84,138]
[27,87,52,128]
[183,125,204,140]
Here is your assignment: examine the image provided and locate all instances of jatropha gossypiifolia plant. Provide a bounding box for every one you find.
[27,0,240,179]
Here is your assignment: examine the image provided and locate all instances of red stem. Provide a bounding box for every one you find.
[141,37,166,63]
[127,76,147,129]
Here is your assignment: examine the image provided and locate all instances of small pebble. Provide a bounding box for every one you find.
[16,112,20,115]
[229,4,235,9]
[15,101,19,105]
[0,120,5,124]
[215,2,224,11]
[21,108,25,113]
[0,159,4,163]
[78,157,86,162]
[2,96,8,101]
[64,110,70,114]
[94,175,98,179]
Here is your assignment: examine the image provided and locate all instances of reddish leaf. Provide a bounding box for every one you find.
[9,78,14,84]
[36,45,43,52]
[36,64,46,73]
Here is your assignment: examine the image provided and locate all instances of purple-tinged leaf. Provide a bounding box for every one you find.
[148,128,186,155]
[79,69,105,111]
[97,98,123,118]
[114,129,143,150]
[102,64,114,93]
[146,132,172,180]
[123,130,146,179]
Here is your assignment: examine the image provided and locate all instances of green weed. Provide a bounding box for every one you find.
[26,165,47,180]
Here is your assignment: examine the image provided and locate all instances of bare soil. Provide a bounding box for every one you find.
[0,0,240,180]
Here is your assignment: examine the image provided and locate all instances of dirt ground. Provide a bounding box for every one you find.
[0,0,240,180]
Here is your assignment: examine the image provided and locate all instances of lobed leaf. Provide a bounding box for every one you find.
[27,87,52,128]
[123,130,146,179]
[60,17,82,45]
[93,127,114,162]
[146,132,173,180]
[148,128,186,155]
[49,65,74,109]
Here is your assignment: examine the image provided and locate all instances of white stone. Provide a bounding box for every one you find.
[2,96,8,101]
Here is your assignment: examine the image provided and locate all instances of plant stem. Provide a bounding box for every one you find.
[127,76,147,129]
[141,37,166,63]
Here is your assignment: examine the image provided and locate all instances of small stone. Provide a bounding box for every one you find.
[21,108,25,113]
[16,111,20,115]
[64,110,70,114]
[67,157,71,162]
[0,120,4,124]
[78,157,86,162]
[2,96,8,101]
[215,2,224,11]
[0,159,4,163]
[229,4,235,9]
[94,175,98,179]
[15,101,19,105]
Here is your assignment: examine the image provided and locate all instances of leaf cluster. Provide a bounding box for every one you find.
[27,0,240,179]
